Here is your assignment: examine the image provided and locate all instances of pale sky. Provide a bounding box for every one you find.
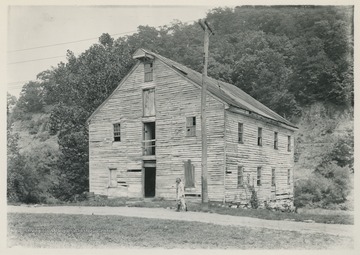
[7,5,216,97]
[5,0,357,98]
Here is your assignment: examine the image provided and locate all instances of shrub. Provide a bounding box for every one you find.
[294,162,351,209]
[249,187,259,209]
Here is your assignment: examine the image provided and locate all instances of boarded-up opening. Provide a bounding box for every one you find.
[144,167,156,197]
[143,122,156,155]
[109,167,118,188]
[271,168,276,186]
[143,88,155,116]
[184,159,195,188]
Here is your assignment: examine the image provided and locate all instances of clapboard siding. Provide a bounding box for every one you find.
[224,110,295,203]
[152,59,225,201]
[89,58,225,201]
[89,53,295,203]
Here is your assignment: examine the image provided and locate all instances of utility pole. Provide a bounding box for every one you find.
[198,19,214,207]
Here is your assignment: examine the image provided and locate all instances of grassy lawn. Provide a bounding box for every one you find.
[18,197,352,225]
[8,213,353,249]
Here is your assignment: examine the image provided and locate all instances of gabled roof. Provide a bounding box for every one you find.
[135,48,297,129]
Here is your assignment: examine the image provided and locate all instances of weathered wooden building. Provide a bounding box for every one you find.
[87,48,297,204]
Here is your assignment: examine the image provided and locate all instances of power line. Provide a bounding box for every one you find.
[8,55,66,65]
[7,30,137,53]
[6,19,199,82]
[7,18,197,53]
[8,80,31,85]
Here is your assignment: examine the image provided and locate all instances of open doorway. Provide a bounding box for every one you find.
[143,122,156,155]
[144,167,156,197]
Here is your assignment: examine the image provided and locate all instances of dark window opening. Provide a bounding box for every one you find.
[274,132,278,149]
[288,136,291,152]
[144,62,153,82]
[127,169,142,172]
[113,123,121,142]
[238,123,243,143]
[186,116,196,137]
[257,167,262,186]
[258,127,262,146]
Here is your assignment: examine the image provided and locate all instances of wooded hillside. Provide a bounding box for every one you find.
[7,6,354,208]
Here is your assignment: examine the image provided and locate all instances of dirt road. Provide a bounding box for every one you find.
[8,205,353,237]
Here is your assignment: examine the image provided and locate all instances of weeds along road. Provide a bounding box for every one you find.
[8,205,353,237]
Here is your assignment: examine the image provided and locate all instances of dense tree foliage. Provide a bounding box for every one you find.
[8,6,353,203]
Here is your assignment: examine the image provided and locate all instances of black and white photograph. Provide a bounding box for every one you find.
[3,0,357,252]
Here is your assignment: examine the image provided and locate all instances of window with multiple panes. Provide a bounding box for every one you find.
[288,136,291,152]
[257,127,262,146]
[238,123,244,143]
[257,167,262,186]
[287,169,291,185]
[113,123,121,142]
[274,132,278,149]
[109,168,118,187]
[271,168,276,186]
[144,62,153,82]
[186,117,196,137]
[237,166,244,187]
[184,159,195,188]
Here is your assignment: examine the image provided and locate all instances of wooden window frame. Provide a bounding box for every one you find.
[186,116,196,137]
[274,132,278,149]
[144,62,153,82]
[287,136,291,152]
[237,166,244,187]
[257,167,262,186]
[113,123,121,142]
[257,127,262,146]
[238,123,244,144]
[271,168,276,186]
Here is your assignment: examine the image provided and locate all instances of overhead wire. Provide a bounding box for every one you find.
[6,18,198,87]
[7,30,137,53]
[8,55,66,65]
[7,18,197,53]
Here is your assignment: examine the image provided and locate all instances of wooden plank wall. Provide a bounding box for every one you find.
[224,110,295,203]
[154,60,225,201]
[89,59,226,201]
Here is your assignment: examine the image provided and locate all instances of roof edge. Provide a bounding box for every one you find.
[228,106,298,131]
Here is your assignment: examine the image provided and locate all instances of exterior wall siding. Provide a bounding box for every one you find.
[89,59,225,201]
[224,110,295,204]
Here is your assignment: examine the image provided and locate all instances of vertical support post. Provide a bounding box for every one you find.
[201,24,209,206]
[199,19,213,207]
